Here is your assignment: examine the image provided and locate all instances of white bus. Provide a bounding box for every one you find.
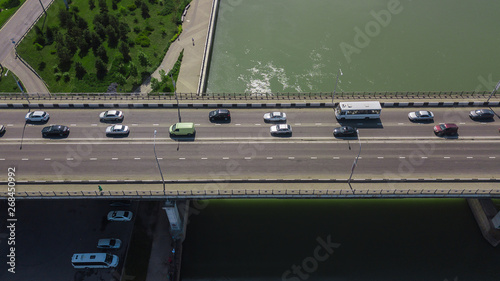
[335,101,382,120]
[72,253,119,269]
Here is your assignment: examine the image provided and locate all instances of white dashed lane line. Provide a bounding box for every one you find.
[22,158,28,161]
[112,158,118,160]
[134,158,141,160]
[90,158,97,160]
[44,158,51,161]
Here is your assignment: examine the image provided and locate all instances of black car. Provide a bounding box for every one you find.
[469,109,495,121]
[333,126,357,137]
[42,125,70,138]
[209,109,231,122]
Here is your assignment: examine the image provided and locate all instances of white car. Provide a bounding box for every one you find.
[107,210,133,222]
[97,238,122,249]
[25,111,50,122]
[263,112,287,122]
[99,110,124,121]
[106,125,130,136]
[408,111,434,122]
[270,124,292,135]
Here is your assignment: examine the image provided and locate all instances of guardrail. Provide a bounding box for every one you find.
[2,188,499,199]
[0,91,496,101]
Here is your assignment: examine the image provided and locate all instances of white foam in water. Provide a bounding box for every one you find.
[240,61,291,94]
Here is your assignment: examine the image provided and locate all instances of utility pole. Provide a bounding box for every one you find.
[347,129,361,191]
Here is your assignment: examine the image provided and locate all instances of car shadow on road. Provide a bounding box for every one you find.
[169,135,196,141]
[337,119,384,129]
[106,133,130,138]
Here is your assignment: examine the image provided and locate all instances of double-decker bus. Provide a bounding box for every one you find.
[335,101,382,120]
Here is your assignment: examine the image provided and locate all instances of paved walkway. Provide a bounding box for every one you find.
[138,0,213,94]
[0,0,53,93]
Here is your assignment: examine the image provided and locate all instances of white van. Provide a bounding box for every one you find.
[71,253,119,268]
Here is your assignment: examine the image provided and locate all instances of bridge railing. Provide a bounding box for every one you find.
[4,188,499,198]
[0,91,495,101]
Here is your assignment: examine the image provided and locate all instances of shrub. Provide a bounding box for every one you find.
[34,43,43,51]
[127,4,137,11]
[54,72,62,81]
[135,35,150,47]
[63,72,70,82]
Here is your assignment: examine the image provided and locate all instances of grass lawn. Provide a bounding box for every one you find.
[0,69,22,92]
[0,0,26,29]
[12,0,188,93]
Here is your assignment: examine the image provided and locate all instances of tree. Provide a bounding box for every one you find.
[95,58,107,79]
[94,22,107,39]
[98,0,108,13]
[129,62,138,77]
[96,45,108,63]
[138,51,150,67]
[56,46,72,70]
[58,9,72,27]
[75,62,86,79]
[141,2,150,19]
[90,31,101,51]
[106,25,119,48]
[88,0,95,10]
[118,22,130,41]
[118,41,131,62]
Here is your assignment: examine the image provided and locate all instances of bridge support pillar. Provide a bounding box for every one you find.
[163,200,184,240]
[492,210,500,229]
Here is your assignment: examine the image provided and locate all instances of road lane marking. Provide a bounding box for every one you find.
[333,157,339,159]
[377,157,384,159]
[179,158,185,160]
[157,158,163,160]
[421,156,428,159]
[0,158,4,161]
[70,124,76,126]
[266,157,273,160]
[22,158,28,160]
[153,124,159,126]
[91,124,98,126]
[222,157,229,159]
[134,158,141,160]
[255,123,261,125]
[311,157,317,159]
[201,157,208,160]
[67,158,73,160]
[44,158,51,160]
[112,158,118,160]
[399,156,406,159]
[467,156,473,159]
[90,158,97,160]
[315,123,322,125]
[7,124,13,126]
[398,123,404,125]
[489,157,496,159]
[288,157,295,159]
[444,157,450,159]
[132,124,138,126]
[235,124,241,126]
[295,123,302,125]
[244,157,251,160]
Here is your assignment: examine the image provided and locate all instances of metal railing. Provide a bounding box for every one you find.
[0,91,495,101]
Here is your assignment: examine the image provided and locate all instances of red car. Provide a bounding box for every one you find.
[434,123,458,136]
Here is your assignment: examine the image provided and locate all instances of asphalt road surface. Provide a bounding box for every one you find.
[0,108,499,180]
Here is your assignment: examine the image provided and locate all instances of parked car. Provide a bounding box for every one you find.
[408,110,434,122]
[106,125,130,136]
[270,124,292,135]
[333,126,357,137]
[469,109,495,121]
[433,123,458,136]
[0,125,5,135]
[209,109,231,122]
[97,238,122,249]
[99,110,124,122]
[25,111,50,122]
[41,125,70,138]
[263,112,287,122]
[107,211,133,222]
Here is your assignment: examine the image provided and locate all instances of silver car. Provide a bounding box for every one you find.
[270,124,292,135]
[106,125,130,136]
[263,112,287,122]
[408,110,434,121]
[99,110,124,121]
[25,111,50,122]
[107,211,133,221]
[97,238,122,249]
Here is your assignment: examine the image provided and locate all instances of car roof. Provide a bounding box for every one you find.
[114,125,124,130]
[32,111,45,115]
[444,123,458,128]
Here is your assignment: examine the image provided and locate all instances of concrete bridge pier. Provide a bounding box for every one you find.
[162,200,186,240]
[492,210,500,229]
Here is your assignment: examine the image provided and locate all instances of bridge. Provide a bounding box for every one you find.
[1,95,499,199]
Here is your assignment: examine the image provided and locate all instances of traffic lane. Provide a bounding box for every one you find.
[7,153,499,180]
[4,142,499,180]
[1,119,499,140]
[1,107,497,126]
[0,199,134,281]
[3,141,500,160]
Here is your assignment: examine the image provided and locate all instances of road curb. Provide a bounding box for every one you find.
[0,101,499,109]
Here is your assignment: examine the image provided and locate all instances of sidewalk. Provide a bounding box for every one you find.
[145,205,174,281]
[138,0,213,94]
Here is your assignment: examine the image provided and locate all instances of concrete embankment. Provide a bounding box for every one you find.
[468,198,500,247]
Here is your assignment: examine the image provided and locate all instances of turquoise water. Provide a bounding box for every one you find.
[181,199,500,281]
[206,0,500,94]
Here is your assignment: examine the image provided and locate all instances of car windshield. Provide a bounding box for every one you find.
[439,124,447,130]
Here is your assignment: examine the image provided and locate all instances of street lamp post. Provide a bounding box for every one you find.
[170,73,181,123]
[486,80,500,103]
[347,129,361,191]
[153,130,166,193]
[332,68,343,104]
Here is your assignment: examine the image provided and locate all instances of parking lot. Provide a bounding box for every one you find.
[0,199,136,281]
